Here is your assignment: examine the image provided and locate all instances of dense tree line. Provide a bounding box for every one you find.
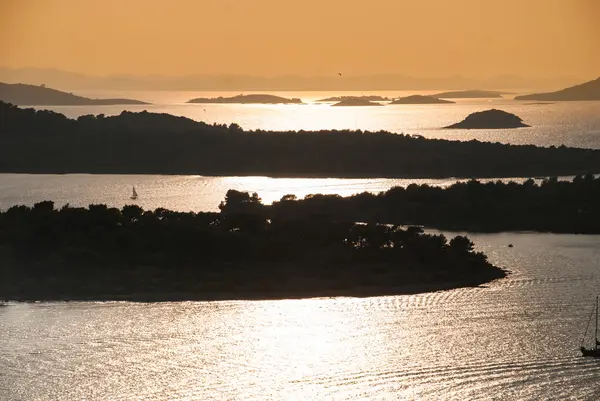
[0,194,503,301]
[266,175,600,233]
[1,101,600,178]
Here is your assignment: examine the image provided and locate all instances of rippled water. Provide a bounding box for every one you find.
[29,90,600,149]
[4,91,600,399]
[2,232,600,400]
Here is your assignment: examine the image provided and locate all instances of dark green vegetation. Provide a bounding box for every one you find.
[445,109,530,129]
[267,175,600,233]
[331,98,383,106]
[316,95,390,102]
[432,90,508,99]
[389,95,454,105]
[0,193,505,301]
[187,94,303,104]
[3,101,600,178]
[0,82,149,106]
[515,77,600,101]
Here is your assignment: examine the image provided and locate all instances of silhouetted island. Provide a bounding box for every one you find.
[265,175,600,233]
[0,193,506,302]
[432,90,508,99]
[514,77,600,101]
[316,95,390,102]
[444,109,530,129]
[187,94,303,104]
[331,98,384,106]
[4,101,600,179]
[389,95,454,105]
[0,82,150,106]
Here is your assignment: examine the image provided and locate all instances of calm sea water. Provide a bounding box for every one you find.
[30,90,600,149]
[3,232,600,400]
[3,92,600,399]
[0,174,558,212]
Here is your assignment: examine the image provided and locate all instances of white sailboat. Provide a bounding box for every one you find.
[130,186,138,200]
[581,296,600,357]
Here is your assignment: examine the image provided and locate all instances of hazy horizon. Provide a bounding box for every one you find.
[0,66,590,92]
[1,0,598,82]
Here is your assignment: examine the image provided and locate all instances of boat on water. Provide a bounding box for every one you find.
[580,296,600,357]
[130,186,138,200]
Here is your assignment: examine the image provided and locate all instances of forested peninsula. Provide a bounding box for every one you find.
[1,102,600,178]
[265,176,600,233]
[0,193,505,301]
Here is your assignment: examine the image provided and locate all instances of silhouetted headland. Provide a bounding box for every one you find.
[432,90,508,99]
[444,109,530,129]
[316,95,390,102]
[0,82,150,106]
[0,193,506,302]
[4,101,600,179]
[187,94,303,104]
[515,77,600,101]
[266,175,600,233]
[331,98,384,106]
[389,95,454,105]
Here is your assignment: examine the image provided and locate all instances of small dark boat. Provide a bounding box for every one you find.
[581,296,600,357]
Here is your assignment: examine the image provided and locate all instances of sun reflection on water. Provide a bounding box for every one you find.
[231,298,373,399]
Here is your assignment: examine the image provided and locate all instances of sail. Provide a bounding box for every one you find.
[132,187,138,197]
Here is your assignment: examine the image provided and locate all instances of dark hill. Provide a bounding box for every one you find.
[515,77,600,101]
[0,82,149,106]
[389,95,454,105]
[432,90,508,99]
[444,109,530,129]
[2,101,599,179]
[187,94,303,104]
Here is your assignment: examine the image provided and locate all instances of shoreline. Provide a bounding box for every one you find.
[1,272,507,303]
[0,170,588,180]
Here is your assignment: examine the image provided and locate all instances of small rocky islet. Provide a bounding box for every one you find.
[444,109,530,129]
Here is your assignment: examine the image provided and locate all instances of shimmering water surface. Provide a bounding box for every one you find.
[3,92,600,399]
[3,233,600,400]
[30,90,600,148]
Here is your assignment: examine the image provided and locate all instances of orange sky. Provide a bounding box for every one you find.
[1,0,599,78]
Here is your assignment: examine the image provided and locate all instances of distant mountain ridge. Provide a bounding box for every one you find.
[0,67,584,91]
[0,82,149,106]
[515,77,600,101]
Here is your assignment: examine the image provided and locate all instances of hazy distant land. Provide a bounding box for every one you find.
[0,82,149,106]
[432,90,509,99]
[515,77,600,101]
[0,67,583,92]
[0,192,505,302]
[316,95,390,102]
[331,98,384,107]
[445,109,530,129]
[3,101,599,179]
[187,94,303,104]
[389,95,454,104]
